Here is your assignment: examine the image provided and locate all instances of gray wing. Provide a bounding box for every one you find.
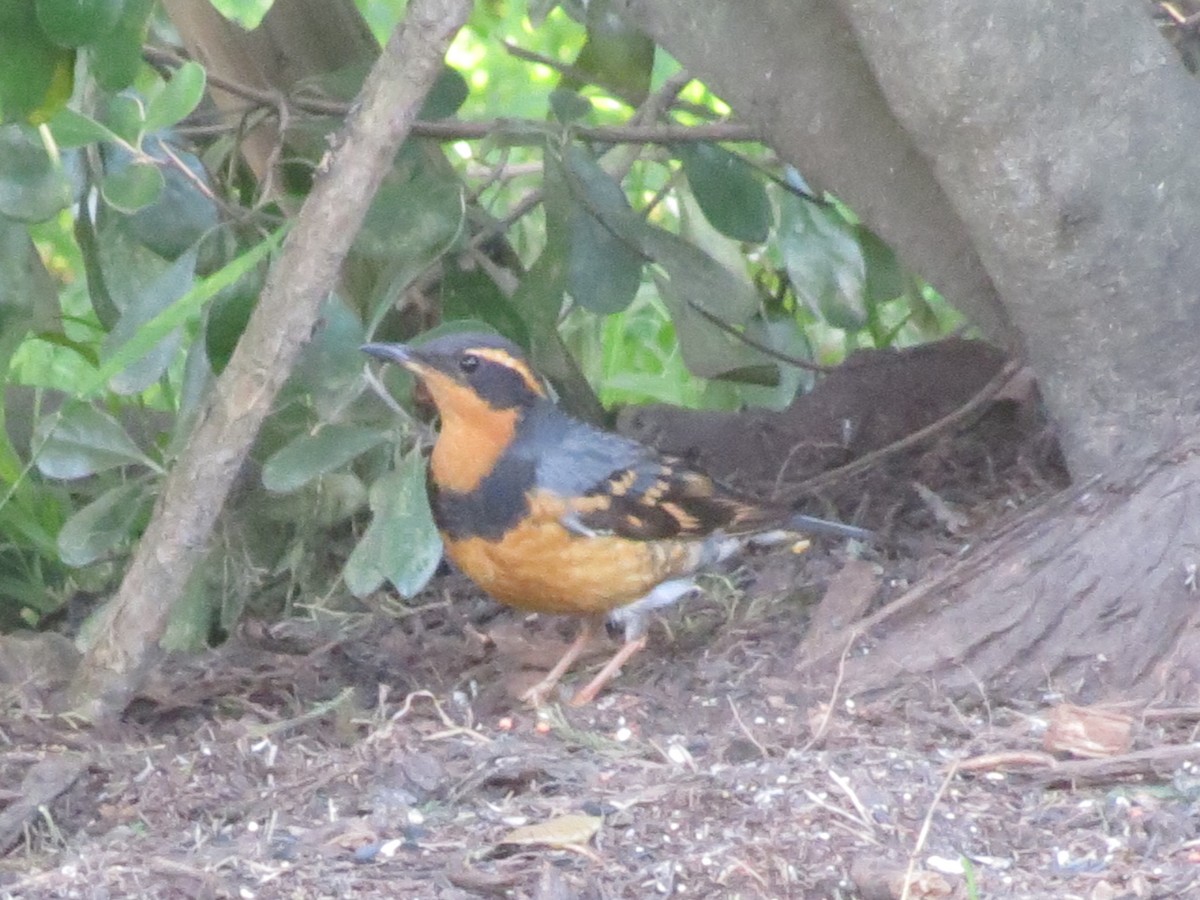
[516,403,783,541]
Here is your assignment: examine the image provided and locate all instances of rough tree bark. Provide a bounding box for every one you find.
[834,0,1200,480]
[619,0,1200,703]
[66,0,473,723]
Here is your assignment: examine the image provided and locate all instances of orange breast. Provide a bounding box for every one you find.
[443,519,703,616]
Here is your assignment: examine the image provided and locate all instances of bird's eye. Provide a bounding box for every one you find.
[459,353,480,373]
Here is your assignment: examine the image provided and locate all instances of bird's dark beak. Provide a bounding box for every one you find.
[361,342,418,368]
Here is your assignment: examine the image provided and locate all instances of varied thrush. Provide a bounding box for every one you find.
[362,332,872,706]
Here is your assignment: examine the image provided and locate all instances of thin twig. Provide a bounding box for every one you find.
[727,695,769,758]
[502,42,714,120]
[779,359,1025,500]
[800,629,857,752]
[606,69,695,182]
[899,758,960,900]
[802,789,879,844]
[390,689,491,745]
[827,768,876,832]
[418,118,760,144]
[144,47,760,145]
[502,41,643,108]
[683,299,841,374]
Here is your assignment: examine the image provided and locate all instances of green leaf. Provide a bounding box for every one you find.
[644,217,765,381]
[123,144,217,259]
[641,224,758,324]
[553,148,643,314]
[32,331,101,366]
[738,315,813,407]
[291,293,367,420]
[440,264,530,347]
[551,144,765,383]
[100,159,164,212]
[144,61,206,132]
[84,226,286,399]
[779,192,867,330]
[103,92,145,144]
[34,405,159,480]
[858,224,905,304]
[89,0,153,91]
[92,202,172,321]
[344,452,442,599]
[262,426,389,494]
[513,209,569,336]
[205,276,260,375]
[356,170,465,335]
[419,66,468,120]
[100,246,196,394]
[0,221,59,550]
[566,0,654,105]
[677,189,753,292]
[652,267,774,382]
[35,0,124,47]
[0,216,59,379]
[47,107,124,149]
[678,143,772,243]
[57,481,149,567]
[527,0,561,27]
[0,481,64,560]
[549,89,591,124]
[507,206,606,421]
[0,3,74,123]
[207,0,275,30]
[307,471,367,529]
[0,124,71,222]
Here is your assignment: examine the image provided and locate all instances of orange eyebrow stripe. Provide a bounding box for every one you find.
[470,347,545,397]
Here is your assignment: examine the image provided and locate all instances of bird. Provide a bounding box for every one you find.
[361,331,872,706]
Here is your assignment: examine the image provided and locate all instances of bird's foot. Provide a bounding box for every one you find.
[519,676,562,707]
[567,634,648,707]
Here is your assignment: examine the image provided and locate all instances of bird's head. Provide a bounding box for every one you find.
[362,332,547,413]
[362,332,548,492]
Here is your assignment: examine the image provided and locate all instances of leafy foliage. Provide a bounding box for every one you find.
[0,0,959,641]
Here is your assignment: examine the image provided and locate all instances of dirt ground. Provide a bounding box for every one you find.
[5,347,1200,899]
[7,569,1200,900]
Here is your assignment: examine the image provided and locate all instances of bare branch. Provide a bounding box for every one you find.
[70,0,474,724]
[144,45,760,146]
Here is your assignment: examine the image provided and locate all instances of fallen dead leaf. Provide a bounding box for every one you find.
[498,813,601,849]
[1044,704,1134,759]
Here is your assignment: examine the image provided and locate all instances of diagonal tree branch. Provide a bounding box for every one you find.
[67,0,473,724]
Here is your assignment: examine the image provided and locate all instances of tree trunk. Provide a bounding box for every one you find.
[620,0,1200,703]
[832,0,1200,480]
[799,452,1200,703]
[66,0,473,723]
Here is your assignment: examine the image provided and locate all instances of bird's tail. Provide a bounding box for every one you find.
[787,513,874,543]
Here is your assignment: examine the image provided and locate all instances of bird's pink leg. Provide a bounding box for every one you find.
[520,615,603,706]
[569,634,649,707]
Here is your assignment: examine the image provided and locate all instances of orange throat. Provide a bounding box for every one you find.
[428,401,519,494]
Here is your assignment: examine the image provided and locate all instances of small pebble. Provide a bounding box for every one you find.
[927,855,965,875]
